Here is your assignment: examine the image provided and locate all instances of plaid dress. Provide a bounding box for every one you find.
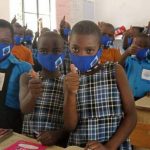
[68,63,132,150]
[22,75,64,138]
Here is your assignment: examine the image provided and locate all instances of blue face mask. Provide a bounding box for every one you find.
[127,37,133,47]
[63,28,71,37]
[136,48,149,60]
[14,35,24,45]
[24,35,33,44]
[101,35,113,48]
[0,43,13,61]
[69,49,102,73]
[37,53,65,72]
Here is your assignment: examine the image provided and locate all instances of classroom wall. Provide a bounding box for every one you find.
[0,0,10,21]
[67,0,150,28]
[56,0,71,29]
[94,0,150,28]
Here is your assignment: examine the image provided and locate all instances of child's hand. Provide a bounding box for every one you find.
[64,64,79,94]
[126,44,140,55]
[37,131,60,146]
[85,141,109,150]
[28,70,43,99]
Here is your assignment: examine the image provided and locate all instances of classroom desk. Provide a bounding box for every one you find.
[135,96,150,124]
[0,132,83,150]
[132,96,150,150]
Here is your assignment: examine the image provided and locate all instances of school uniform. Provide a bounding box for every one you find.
[0,54,32,133]
[125,56,150,99]
[68,62,131,150]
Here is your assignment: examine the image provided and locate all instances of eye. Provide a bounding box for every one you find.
[86,49,94,54]
[72,47,79,53]
[39,49,48,54]
[52,48,62,54]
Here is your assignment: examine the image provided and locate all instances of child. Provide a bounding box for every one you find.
[99,22,121,64]
[122,26,144,50]
[19,31,68,146]
[59,16,71,43]
[0,19,32,133]
[119,33,150,100]
[24,29,33,49]
[64,20,137,149]
[12,22,34,65]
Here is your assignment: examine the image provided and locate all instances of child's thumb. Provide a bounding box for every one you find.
[70,64,77,73]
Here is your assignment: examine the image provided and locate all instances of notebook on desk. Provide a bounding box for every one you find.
[0,128,13,143]
[4,140,47,150]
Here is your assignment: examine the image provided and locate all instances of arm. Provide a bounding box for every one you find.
[19,72,43,114]
[118,48,131,67]
[122,29,131,50]
[37,128,69,146]
[119,44,139,67]
[63,64,79,132]
[32,32,39,49]
[105,64,137,150]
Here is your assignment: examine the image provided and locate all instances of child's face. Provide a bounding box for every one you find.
[132,37,147,48]
[38,36,64,54]
[101,26,114,40]
[69,34,99,56]
[0,28,12,44]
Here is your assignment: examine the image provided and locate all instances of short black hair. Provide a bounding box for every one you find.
[38,31,64,50]
[0,19,14,39]
[70,20,101,41]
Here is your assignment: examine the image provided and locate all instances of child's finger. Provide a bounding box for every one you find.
[70,64,77,73]
[28,70,38,78]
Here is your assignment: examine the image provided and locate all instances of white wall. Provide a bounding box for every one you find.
[0,0,10,21]
[69,0,150,28]
[94,0,150,28]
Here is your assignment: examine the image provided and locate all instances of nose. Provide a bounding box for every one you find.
[77,49,87,56]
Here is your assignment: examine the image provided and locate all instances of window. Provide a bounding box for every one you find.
[22,0,51,32]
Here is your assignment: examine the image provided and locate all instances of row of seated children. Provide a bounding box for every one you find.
[0,17,149,149]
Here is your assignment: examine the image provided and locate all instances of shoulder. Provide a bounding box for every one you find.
[9,54,32,73]
[125,56,139,65]
[102,62,117,71]
[21,45,32,53]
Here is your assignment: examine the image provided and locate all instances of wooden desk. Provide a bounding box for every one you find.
[0,132,83,150]
[135,96,150,124]
[131,96,150,150]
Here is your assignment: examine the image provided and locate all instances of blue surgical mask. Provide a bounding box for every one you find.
[0,43,13,61]
[69,49,102,73]
[101,35,113,48]
[63,28,71,37]
[37,52,65,72]
[127,37,133,47]
[24,35,33,44]
[136,48,149,60]
[14,35,24,45]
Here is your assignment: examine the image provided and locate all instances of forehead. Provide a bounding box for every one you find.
[69,34,99,46]
[38,36,63,47]
[133,37,147,47]
[101,26,114,35]
[25,30,33,35]
[0,28,12,39]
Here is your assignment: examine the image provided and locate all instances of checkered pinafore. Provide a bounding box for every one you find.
[68,63,131,150]
[22,75,64,138]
